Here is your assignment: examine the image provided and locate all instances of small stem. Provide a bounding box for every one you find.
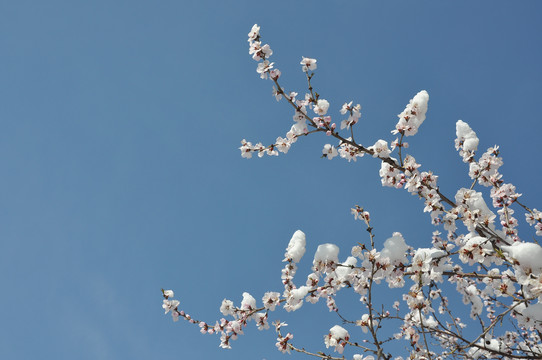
[469,177,479,190]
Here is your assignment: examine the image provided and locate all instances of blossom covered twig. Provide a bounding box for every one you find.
[162,24,542,359]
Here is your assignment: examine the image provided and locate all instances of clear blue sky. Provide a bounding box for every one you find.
[1,1,541,359]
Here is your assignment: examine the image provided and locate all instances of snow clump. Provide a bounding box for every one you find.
[501,242,542,274]
[314,244,339,265]
[284,230,306,263]
[456,120,479,162]
[393,90,429,137]
[380,232,409,265]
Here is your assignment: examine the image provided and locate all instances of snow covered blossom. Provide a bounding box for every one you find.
[409,247,447,285]
[501,242,542,274]
[455,188,496,231]
[455,120,479,162]
[241,292,256,311]
[284,230,306,263]
[380,232,409,265]
[284,286,311,312]
[462,283,483,319]
[393,90,429,136]
[313,243,339,272]
[324,325,349,354]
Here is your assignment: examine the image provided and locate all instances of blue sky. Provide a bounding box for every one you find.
[1,1,541,359]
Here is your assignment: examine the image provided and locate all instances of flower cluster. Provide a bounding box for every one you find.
[340,101,362,130]
[526,208,542,236]
[240,25,345,161]
[274,321,293,354]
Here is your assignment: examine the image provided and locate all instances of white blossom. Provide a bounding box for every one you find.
[262,292,281,311]
[220,299,235,316]
[162,299,179,314]
[248,24,260,42]
[368,139,391,159]
[314,99,330,115]
[300,57,317,72]
[256,60,274,79]
[322,144,338,160]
